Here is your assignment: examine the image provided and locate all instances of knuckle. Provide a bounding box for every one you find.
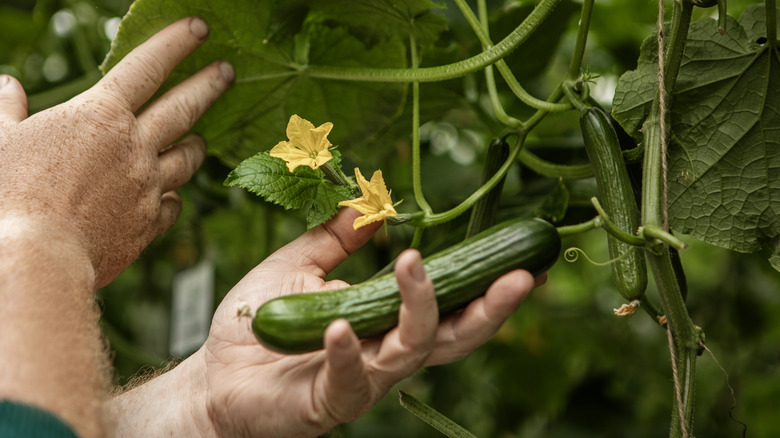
[169,93,202,130]
[134,52,169,88]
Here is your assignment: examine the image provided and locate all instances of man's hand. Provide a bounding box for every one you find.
[0,17,233,288]
[0,17,232,438]
[196,209,540,437]
[108,209,542,437]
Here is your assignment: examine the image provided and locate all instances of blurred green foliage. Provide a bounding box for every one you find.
[2,0,778,436]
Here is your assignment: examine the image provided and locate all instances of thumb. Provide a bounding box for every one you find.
[0,75,28,125]
[267,207,383,277]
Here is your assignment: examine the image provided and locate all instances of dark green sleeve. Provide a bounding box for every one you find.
[0,400,79,438]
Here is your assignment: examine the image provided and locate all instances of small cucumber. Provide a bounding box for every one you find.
[466,138,510,238]
[253,217,561,353]
[580,107,648,301]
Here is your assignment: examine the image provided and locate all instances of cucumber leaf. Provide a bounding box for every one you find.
[613,5,780,270]
[224,151,353,229]
[307,0,447,49]
[101,0,445,167]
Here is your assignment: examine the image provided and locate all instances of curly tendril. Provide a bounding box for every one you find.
[564,246,639,266]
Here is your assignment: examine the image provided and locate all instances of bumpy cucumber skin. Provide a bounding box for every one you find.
[580,107,648,300]
[253,217,561,353]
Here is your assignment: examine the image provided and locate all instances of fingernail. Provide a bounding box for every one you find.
[219,61,235,83]
[410,257,426,282]
[0,75,9,89]
[190,17,209,40]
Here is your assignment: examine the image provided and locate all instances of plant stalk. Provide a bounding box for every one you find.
[556,217,602,237]
[455,0,570,112]
[640,1,699,437]
[518,148,593,179]
[409,29,433,215]
[648,252,700,438]
[414,133,527,228]
[305,0,562,83]
[567,0,595,80]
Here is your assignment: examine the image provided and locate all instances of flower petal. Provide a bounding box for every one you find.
[338,197,374,215]
[311,149,334,169]
[338,167,398,229]
[286,115,316,151]
[353,168,373,199]
[309,122,334,153]
[286,114,333,155]
[270,141,315,172]
[351,212,389,230]
[366,170,392,208]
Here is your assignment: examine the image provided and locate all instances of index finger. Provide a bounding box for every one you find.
[266,208,382,278]
[96,17,210,112]
[424,269,535,366]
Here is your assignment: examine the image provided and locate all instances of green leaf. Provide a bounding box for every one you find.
[224,152,352,227]
[101,0,438,166]
[613,5,780,270]
[535,178,570,224]
[307,183,354,229]
[224,152,320,209]
[308,0,448,50]
[398,390,477,438]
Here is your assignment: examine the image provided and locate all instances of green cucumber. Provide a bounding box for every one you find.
[253,217,561,353]
[580,107,648,301]
[465,138,510,238]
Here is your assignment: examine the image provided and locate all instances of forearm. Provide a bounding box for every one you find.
[106,348,214,437]
[0,215,107,437]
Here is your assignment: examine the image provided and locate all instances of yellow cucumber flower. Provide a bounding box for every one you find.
[270,114,334,172]
[338,168,398,230]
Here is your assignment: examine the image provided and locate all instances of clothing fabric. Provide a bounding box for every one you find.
[0,400,78,437]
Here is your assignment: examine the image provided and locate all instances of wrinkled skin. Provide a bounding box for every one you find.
[0,17,234,288]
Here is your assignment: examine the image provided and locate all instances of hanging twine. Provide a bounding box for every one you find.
[657,0,670,231]
[658,0,685,435]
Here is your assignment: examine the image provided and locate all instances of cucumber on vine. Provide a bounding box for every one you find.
[580,107,648,301]
[466,137,510,238]
[253,217,561,353]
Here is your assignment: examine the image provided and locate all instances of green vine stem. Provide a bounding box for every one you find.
[768,0,777,50]
[590,197,646,246]
[641,225,688,251]
[648,251,700,438]
[567,0,595,79]
[662,1,695,101]
[717,0,728,34]
[640,295,664,324]
[484,65,524,127]
[556,217,602,237]
[412,133,527,228]
[562,82,591,113]
[398,0,597,231]
[641,1,699,437]
[518,149,594,179]
[457,0,570,112]
[306,0,562,83]
[477,0,525,128]
[409,29,433,215]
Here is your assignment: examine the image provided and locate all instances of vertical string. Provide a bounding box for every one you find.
[658,2,684,434]
[666,323,689,438]
[657,0,669,231]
